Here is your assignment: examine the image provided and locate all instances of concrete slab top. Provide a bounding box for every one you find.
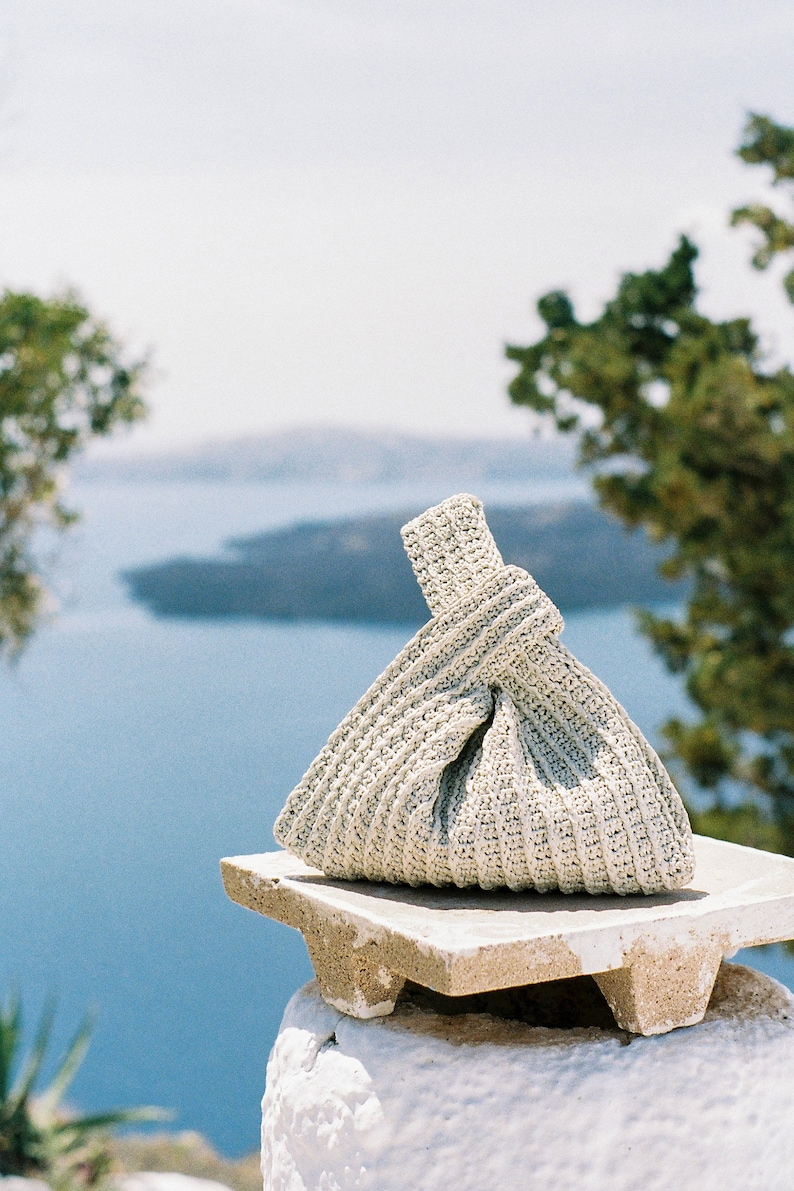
[221,835,794,1035]
[222,836,794,956]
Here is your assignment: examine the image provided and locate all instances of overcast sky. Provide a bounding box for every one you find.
[1,0,793,452]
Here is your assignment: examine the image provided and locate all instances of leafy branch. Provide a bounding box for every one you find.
[0,290,147,656]
[506,115,794,852]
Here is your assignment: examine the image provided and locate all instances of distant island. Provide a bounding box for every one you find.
[77,425,576,485]
[123,501,684,624]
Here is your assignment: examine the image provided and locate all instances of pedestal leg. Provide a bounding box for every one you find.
[303,932,405,1019]
[594,942,724,1035]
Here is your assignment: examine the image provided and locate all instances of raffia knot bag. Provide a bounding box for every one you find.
[274,494,694,895]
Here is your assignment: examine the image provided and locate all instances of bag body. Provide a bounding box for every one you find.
[274,495,694,895]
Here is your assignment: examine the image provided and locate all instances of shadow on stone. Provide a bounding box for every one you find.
[398,974,618,1030]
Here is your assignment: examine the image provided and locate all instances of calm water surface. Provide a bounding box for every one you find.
[2,479,791,1155]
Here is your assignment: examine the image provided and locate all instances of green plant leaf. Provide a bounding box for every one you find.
[0,992,21,1102]
[10,995,56,1109]
[36,1011,96,1115]
[52,1106,172,1136]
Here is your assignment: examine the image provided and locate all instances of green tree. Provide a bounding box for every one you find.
[505,114,794,854]
[731,114,794,303]
[0,290,147,656]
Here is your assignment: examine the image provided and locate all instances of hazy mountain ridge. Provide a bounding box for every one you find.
[123,502,684,624]
[78,426,576,484]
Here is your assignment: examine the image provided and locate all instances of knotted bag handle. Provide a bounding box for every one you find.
[401,494,563,645]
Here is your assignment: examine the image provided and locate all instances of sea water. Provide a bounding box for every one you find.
[1,478,791,1156]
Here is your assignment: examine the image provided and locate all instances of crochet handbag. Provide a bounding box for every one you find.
[274,494,695,895]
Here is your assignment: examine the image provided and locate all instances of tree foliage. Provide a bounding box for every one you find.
[731,113,794,303]
[506,115,794,852]
[0,290,146,655]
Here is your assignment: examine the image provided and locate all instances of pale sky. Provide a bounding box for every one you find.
[1,0,792,453]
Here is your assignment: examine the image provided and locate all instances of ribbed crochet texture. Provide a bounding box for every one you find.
[274,494,695,894]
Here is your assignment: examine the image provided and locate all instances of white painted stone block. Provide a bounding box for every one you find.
[261,963,794,1191]
[118,1176,235,1191]
[0,1176,235,1191]
[0,1180,53,1191]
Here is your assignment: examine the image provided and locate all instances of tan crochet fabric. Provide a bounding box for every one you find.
[274,494,695,894]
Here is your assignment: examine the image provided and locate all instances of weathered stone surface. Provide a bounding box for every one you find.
[1,1179,235,1191]
[222,834,794,1033]
[0,1180,53,1191]
[261,964,794,1191]
[118,1177,234,1191]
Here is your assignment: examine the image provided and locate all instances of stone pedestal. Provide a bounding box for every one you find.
[261,963,794,1191]
[222,835,794,1035]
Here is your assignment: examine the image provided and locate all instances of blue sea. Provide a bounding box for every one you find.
[2,477,792,1156]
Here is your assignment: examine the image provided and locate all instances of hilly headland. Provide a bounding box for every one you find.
[123,501,683,624]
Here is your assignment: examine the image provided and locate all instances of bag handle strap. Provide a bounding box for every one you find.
[400,494,506,617]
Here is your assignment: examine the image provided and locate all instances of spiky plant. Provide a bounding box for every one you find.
[0,993,168,1187]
